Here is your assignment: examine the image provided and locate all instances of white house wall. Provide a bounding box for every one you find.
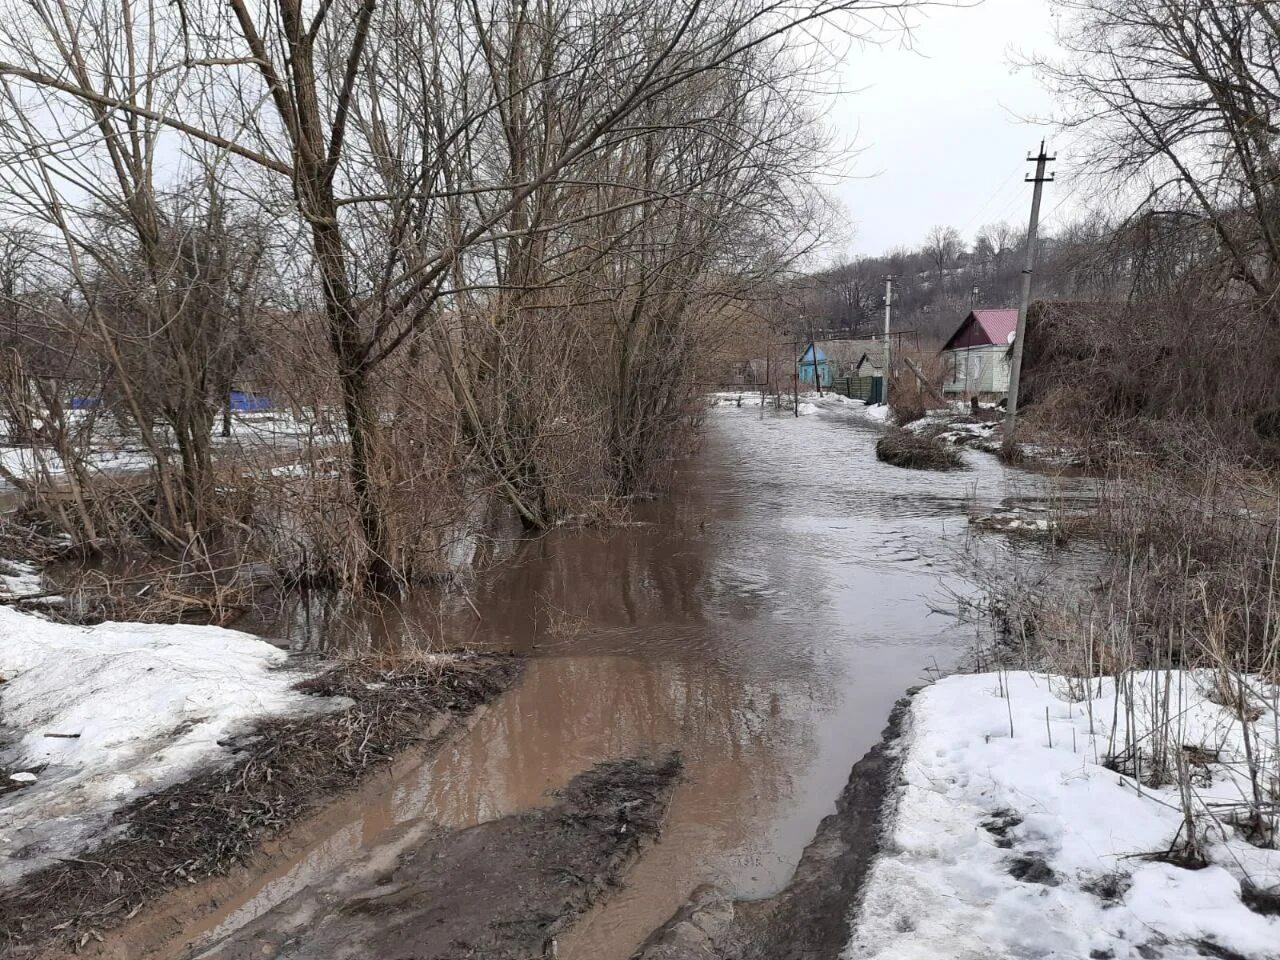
[942,346,1011,396]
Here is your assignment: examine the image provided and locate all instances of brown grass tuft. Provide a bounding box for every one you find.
[875,428,965,471]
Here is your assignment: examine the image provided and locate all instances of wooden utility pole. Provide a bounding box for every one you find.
[882,275,894,408]
[763,343,769,415]
[813,333,823,398]
[792,340,799,418]
[1003,141,1055,453]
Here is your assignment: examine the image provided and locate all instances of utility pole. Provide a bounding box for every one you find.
[1003,141,1054,454]
[792,340,799,418]
[763,343,769,415]
[812,330,823,398]
[882,275,894,409]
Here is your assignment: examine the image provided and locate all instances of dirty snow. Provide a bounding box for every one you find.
[211,409,345,447]
[806,394,891,422]
[0,606,327,883]
[971,507,1055,536]
[0,559,43,598]
[904,412,1003,449]
[849,671,1280,960]
[0,410,341,489]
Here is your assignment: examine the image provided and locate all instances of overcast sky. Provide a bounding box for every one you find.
[826,0,1070,257]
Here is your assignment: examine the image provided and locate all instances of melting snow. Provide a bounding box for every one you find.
[848,671,1280,960]
[709,391,891,423]
[0,559,43,598]
[0,606,325,884]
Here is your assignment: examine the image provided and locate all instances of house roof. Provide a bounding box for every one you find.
[942,309,1020,351]
[800,342,827,364]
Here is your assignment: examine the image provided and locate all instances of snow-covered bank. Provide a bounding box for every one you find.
[849,671,1280,960]
[904,407,1089,467]
[906,411,1001,449]
[709,390,891,423]
[0,607,328,884]
[0,445,154,483]
[0,410,341,488]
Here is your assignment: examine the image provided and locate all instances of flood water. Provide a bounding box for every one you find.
[195,401,1092,958]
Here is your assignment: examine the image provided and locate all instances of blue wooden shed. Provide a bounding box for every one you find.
[798,343,833,388]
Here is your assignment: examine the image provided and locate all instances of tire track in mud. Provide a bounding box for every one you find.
[193,755,683,960]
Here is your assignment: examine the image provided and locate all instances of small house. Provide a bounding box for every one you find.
[854,352,882,379]
[819,338,880,376]
[798,342,833,388]
[941,309,1017,399]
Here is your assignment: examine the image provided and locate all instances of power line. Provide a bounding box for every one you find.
[958,157,1034,237]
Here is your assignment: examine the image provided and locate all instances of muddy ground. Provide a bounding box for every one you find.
[0,654,521,958]
[7,691,904,960]
[633,695,912,960]
[192,754,682,960]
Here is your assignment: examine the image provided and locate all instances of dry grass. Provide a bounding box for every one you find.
[967,452,1280,874]
[1019,299,1280,470]
[887,351,945,427]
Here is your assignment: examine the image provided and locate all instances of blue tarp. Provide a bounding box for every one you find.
[229,390,271,412]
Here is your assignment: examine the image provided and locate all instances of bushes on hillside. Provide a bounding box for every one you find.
[1020,299,1280,468]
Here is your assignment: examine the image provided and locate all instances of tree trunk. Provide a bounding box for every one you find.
[309,212,398,589]
[337,362,397,589]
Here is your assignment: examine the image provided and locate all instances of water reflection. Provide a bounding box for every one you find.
[201,405,1092,959]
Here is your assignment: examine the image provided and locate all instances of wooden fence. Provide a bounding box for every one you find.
[830,376,881,404]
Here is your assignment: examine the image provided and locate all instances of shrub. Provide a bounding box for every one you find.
[888,351,945,427]
[875,428,964,471]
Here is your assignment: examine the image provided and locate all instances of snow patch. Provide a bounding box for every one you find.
[710,391,892,423]
[971,508,1055,536]
[848,671,1280,960]
[0,446,154,483]
[0,606,325,883]
[0,559,43,598]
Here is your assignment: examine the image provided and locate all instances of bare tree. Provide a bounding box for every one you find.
[975,221,1018,280]
[1043,0,1280,300]
[924,224,963,292]
[0,0,922,586]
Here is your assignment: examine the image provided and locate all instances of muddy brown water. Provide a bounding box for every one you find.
[115,403,1094,958]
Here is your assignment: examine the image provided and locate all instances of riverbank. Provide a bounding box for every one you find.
[0,603,520,957]
[190,754,682,960]
[637,667,1279,960]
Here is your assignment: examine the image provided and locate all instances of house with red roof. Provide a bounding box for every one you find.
[940,308,1018,399]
